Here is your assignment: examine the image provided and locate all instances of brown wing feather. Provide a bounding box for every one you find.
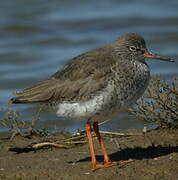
[11,45,116,104]
[11,79,58,103]
[51,46,115,80]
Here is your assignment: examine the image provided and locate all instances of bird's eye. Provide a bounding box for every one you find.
[129,46,137,51]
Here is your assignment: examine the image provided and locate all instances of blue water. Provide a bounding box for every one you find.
[0,0,177,133]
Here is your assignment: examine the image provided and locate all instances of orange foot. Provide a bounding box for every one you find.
[92,160,133,170]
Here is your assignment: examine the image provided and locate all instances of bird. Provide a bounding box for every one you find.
[11,33,174,170]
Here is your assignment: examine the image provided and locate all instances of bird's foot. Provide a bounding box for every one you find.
[91,159,133,170]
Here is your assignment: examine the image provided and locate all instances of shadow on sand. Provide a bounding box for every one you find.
[76,145,178,163]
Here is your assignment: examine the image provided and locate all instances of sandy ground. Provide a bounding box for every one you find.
[0,128,178,180]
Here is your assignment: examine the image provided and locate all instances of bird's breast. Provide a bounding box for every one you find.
[113,61,150,109]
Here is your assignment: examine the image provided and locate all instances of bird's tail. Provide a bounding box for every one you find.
[11,79,57,104]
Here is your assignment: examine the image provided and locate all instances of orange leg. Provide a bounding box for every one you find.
[85,121,97,169]
[93,121,111,164]
[92,121,132,169]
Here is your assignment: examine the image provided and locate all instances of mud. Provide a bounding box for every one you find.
[0,128,178,180]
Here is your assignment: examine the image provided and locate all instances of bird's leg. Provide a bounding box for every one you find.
[93,121,131,169]
[93,121,111,164]
[85,121,97,169]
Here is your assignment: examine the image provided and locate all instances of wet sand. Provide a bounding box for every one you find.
[0,128,178,180]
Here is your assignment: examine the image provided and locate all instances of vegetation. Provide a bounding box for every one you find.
[0,107,48,139]
[129,75,178,129]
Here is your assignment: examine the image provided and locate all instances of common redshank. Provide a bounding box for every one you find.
[11,33,174,170]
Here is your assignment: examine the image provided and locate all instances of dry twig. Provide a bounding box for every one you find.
[129,76,178,128]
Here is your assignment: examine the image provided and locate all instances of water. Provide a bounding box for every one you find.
[0,0,178,133]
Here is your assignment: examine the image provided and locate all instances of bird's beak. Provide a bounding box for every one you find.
[144,51,174,62]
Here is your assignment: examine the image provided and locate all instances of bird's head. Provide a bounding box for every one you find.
[114,33,174,63]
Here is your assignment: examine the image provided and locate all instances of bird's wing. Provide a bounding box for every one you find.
[11,46,116,104]
[51,46,115,80]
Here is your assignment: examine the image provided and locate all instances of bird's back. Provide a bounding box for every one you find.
[11,45,117,104]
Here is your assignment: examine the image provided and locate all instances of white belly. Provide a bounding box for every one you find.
[56,82,115,119]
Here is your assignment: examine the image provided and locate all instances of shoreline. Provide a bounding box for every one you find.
[0,128,177,180]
